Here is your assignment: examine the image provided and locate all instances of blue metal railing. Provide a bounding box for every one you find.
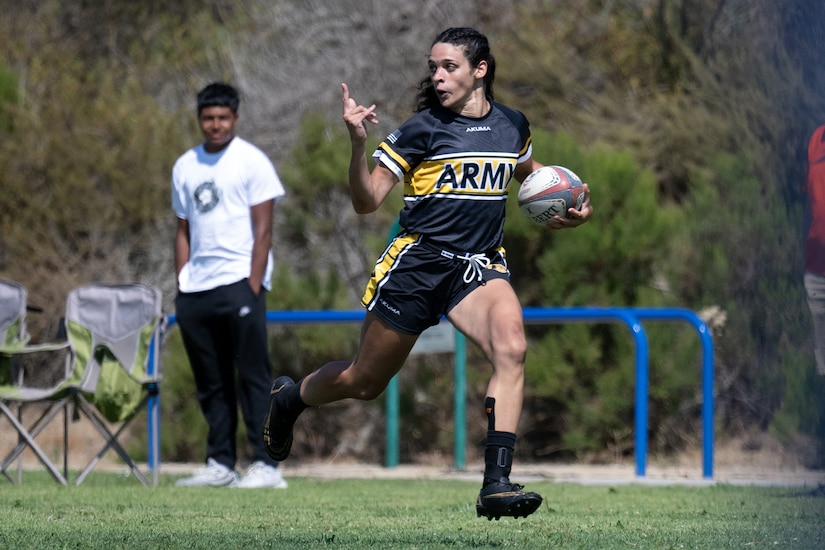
[154,306,714,479]
[626,308,715,480]
[520,307,714,479]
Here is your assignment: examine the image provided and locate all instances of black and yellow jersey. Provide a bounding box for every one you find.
[373,102,532,253]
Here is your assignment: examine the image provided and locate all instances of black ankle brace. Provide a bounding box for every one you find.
[482,397,518,485]
[483,430,516,486]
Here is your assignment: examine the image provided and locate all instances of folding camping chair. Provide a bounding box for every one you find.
[63,283,165,486]
[0,279,70,484]
[0,282,165,486]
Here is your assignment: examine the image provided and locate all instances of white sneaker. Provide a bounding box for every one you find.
[175,458,239,487]
[233,461,288,489]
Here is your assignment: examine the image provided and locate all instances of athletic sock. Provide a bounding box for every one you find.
[284,378,309,421]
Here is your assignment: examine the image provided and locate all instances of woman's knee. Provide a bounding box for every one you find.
[493,321,527,364]
[339,365,392,401]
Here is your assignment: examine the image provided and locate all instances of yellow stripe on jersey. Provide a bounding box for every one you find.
[361,233,420,309]
[378,143,412,174]
[404,154,518,197]
[519,135,532,160]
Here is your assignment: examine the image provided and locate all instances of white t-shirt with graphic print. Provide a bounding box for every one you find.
[172,136,285,293]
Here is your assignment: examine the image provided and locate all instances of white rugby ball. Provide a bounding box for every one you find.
[517,165,585,224]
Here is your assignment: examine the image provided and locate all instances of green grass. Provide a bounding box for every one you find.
[1,472,823,549]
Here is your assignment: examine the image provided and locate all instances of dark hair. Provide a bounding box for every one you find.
[414,27,496,112]
[197,82,240,115]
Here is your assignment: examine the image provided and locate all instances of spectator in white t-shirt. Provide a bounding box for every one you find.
[172,83,288,488]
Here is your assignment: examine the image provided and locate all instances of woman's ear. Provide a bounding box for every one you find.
[474,60,488,79]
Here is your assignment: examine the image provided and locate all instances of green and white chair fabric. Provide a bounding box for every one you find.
[0,279,70,484]
[0,282,164,486]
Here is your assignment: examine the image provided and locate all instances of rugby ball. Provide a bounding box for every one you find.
[517,166,585,224]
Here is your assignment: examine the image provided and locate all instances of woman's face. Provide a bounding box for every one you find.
[428,42,487,113]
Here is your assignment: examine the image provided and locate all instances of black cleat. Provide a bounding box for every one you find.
[476,481,543,520]
[263,376,296,462]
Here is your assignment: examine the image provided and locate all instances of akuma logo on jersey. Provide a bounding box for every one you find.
[466,126,491,133]
[434,161,514,192]
[194,181,220,213]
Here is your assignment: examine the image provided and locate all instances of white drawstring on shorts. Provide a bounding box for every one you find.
[427,239,493,284]
[457,252,491,283]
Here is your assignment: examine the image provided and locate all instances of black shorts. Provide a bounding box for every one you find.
[361,232,510,335]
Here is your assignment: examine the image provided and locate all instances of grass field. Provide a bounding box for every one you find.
[1,472,824,549]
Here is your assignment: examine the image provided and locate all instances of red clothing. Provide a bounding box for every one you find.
[806,125,825,275]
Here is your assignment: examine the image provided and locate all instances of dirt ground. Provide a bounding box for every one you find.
[2,405,824,487]
[271,433,825,488]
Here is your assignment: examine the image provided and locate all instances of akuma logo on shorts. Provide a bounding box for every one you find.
[380,299,401,316]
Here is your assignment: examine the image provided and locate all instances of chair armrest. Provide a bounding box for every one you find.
[0,340,69,355]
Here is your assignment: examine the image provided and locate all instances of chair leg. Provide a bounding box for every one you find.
[148,388,160,488]
[16,401,23,484]
[64,401,69,482]
[1,400,67,465]
[0,401,68,485]
[73,395,150,486]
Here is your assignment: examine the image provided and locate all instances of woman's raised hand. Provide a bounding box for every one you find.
[342,83,378,143]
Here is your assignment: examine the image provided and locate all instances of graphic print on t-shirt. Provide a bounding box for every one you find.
[194,181,220,213]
